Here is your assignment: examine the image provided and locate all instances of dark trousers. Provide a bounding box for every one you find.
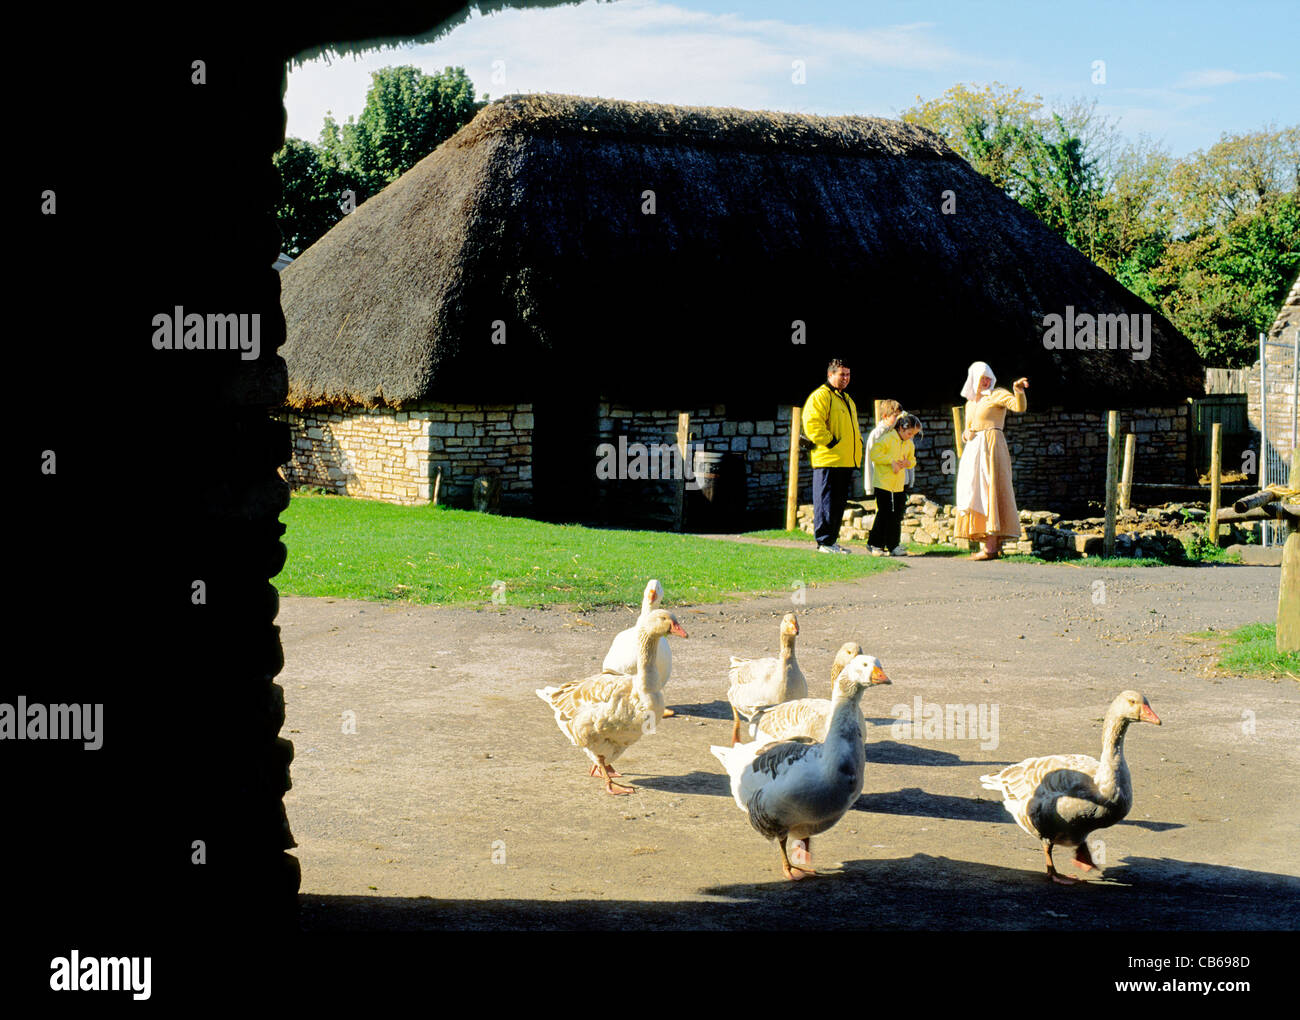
[869,489,906,550]
[813,467,854,547]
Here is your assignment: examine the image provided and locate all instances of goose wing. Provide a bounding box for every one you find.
[750,698,831,742]
[980,753,1100,836]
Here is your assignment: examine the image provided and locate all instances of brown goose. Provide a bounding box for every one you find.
[536,609,687,795]
[726,613,806,745]
[980,690,1162,884]
[750,644,888,743]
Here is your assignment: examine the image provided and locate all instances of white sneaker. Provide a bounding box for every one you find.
[816,544,834,554]
[833,544,851,554]
[891,545,907,556]
[868,546,887,557]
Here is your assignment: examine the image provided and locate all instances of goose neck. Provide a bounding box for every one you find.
[1095,714,1132,799]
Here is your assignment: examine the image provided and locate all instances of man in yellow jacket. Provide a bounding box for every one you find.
[801,358,864,553]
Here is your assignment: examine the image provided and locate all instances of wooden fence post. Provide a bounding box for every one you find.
[1119,433,1136,511]
[951,406,965,458]
[674,411,690,533]
[786,405,801,532]
[1104,411,1119,557]
[1208,422,1222,547]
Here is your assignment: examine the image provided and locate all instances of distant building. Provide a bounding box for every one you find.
[278,94,1205,524]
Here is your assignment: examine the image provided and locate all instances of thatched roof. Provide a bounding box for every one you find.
[280,93,1204,410]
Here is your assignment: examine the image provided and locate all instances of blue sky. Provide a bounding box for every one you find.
[284,0,1297,157]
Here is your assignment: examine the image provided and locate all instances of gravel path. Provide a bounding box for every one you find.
[278,553,1299,930]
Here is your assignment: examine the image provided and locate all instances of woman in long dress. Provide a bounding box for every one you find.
[954,362,1029,560]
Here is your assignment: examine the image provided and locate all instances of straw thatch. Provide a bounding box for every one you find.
[280,93,1204,410]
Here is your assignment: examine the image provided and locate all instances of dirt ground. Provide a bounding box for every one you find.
[279,552,1300,931]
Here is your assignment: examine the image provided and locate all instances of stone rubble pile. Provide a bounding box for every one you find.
[795,493,1261,558]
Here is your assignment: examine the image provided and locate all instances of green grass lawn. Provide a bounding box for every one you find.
[277,494,900,608]
[1189,623,1300,681]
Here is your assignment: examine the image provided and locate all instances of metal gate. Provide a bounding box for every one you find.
[1260,330,1299,546]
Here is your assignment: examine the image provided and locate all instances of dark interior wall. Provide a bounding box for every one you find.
[12,6,499,984]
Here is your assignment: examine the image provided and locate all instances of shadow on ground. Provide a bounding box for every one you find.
[297,854,1300,931]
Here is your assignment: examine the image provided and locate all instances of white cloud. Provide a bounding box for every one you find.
[1173,69,1285,89]
[283,0,977,140]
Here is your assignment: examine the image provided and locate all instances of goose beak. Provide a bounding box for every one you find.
[1139,703,1161,725]
[869,665,891,685]
[670,621,688,638]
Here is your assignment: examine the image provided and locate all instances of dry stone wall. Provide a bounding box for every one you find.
[278,402,533,508]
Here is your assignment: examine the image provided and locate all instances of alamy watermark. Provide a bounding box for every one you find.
[595,437,704,489]
[1042,306,1150,362]
[0,697,102,750]
[891,696,999,750]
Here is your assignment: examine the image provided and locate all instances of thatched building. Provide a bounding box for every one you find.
[279,93,1205,524]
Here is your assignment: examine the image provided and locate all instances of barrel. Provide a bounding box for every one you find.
[692,450,726,503]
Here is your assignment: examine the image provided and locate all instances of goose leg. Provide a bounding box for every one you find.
[1043,840,1079,885]
[1072,842,1097,872]
[730,707,742,746]
[588,761,622,778]
[597,756,635,795]
[789,837,814,870]
[778,837,815,881]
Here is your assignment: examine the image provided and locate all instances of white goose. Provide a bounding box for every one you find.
[726,612,806,745]
[602,579,675,717]
[980,690,1162,884]
[537,609,687,795]
[710,654,875,881]
[750,644,889,743]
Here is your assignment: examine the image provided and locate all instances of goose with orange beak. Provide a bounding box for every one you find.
[980,690,1162,884]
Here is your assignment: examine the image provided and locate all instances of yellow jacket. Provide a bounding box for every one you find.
[868,428,916,492]
[801,384,863,469]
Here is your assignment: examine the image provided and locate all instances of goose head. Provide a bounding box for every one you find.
[830,641,863,683]
[640,609,687,640]
[1111,690,1161,726]
[641,579,664,613]
[835,654,891,697]
[780,612,799,642]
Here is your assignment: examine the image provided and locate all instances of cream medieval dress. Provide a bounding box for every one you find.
[954,387,1027,541]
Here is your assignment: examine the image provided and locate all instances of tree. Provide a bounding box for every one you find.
[319,65,484,201]
[275,65,485,256]
[272,138,349,257]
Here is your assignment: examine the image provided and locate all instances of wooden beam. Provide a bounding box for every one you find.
[1119,433,1136,511]
[1208,422,1222,547]
[951,406,965,458]
[786,405,801,532]
[1104,411,1119,557]
[674,411,690,533]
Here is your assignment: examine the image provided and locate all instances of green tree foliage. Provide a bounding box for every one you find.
[275,65,485,257]
[272,138,349,258]
[903,84,1300,366]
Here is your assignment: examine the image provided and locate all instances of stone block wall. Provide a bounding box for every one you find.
[593,402,802,527]
[902,405,1191,509]
[278,402,533,508]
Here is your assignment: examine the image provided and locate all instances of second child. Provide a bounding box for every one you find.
[867,413,922,556]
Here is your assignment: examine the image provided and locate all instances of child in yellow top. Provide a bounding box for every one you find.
[867,414,922,555]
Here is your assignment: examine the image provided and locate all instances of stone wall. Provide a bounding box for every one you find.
[1246,275,1299,480]
[280,398,1195,521]
[278,402,534,508]
[902,405,1191,509]
[593,402,806,528]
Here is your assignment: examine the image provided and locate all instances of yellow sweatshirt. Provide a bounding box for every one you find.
[868,429,916,493]
[801,384,863,469]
